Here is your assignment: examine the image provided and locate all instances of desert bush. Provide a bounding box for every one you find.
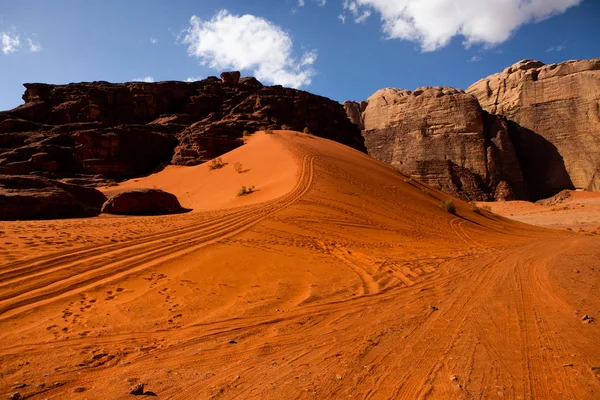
[470,202,481,214]
[242,130,250,137]
[481,204,492,212]
[441,199,456,214]
[234,162,244,173]
[303,127,312,134]
[209,157,225,170]
[404,177,414,184]
[237,185,256,196]
[264,129,273,134]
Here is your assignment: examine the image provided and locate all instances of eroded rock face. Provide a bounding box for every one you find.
[220,71,241,85]
[468,58,600,198]
[102,189,186,215]
[0,175,106,220]
[0,77,364,183]
[355,87,527,201]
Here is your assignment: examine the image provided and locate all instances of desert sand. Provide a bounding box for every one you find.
[480,191,600,235]
[1,131,599,399]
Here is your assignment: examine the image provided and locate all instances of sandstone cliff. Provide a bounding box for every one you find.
[347,58,600,201]
[467,58,600,198]
[349,87,527,201]
[0,76,364,184]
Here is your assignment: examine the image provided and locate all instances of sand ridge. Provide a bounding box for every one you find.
[1,131,599,399]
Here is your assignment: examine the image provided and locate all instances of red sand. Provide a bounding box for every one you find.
[1,131,599,399]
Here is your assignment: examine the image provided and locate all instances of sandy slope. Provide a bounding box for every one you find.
[1,131,599,399]
[479,191,600,235]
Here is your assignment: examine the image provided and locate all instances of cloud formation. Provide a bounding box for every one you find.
[1,32,20,55]
[132,76,155,83]
[182,10,317,88]
[546,43,566,52]
[343,0,582,51]
[27,38,41,52]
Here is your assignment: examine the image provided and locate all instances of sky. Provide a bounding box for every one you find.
[1,0,599,111]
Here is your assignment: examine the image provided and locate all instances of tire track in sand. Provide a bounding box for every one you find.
[0,154,314,320]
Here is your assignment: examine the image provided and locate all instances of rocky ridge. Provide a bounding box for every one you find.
[346,58,600,201]
[467,58,600,198]
[0,74,364,185]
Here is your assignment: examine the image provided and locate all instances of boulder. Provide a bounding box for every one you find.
[220,71,241,85]
[101,189,187,215]
[0,175,107,220]
[468,58,600,198]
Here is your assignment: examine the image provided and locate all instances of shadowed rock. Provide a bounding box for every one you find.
[0,76,364,184]
[0,175,107,220]
[468,58,600,195]
[347,86,528,201]
[102,189,188,215]
[220,71,241,85]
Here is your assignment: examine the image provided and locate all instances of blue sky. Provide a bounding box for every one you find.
[1,0,599,111]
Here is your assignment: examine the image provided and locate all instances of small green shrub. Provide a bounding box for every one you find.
[441,199,456,214]
[404,177,414,184]
[237,185,256,196]
[470,202,481,214]
[303,127,312,134]
[481,204,492,212]
[234,162,244,173]
[209,157,225,170]
[242,130,250,137]
[264,129,273,134]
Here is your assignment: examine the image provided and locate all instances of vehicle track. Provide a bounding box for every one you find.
[0,154,315,320]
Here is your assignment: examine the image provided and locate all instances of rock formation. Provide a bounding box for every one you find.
[468,58,600,199]
[347,58,599,201]
[0,75,364,185]
[101,189,186,215]
[348,87,527,201]
[0,174,106,220]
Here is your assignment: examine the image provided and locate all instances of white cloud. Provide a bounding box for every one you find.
[342,0,583,51]
[182,10,317,88]
[150,37,158,45]
[185,76,202,82]
[1,31,20,55]
[468,55,482,62]
[133,76,155,83]
[27,38,41,52]
[354,10,371,23]
[318,0,327,6]
[546,43,566,52]
[298,0,305,6]
[338,14,346,24]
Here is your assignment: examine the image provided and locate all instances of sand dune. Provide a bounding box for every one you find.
[1,131,599,399]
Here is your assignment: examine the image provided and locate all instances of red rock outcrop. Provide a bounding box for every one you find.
[0,75,364,184]
[101,189,187,215]
[0,174,106,220]
[468,58,600,199]
[349,87,527,201]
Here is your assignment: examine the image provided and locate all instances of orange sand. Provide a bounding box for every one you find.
[1,131,599,399]
[479,191,600,235]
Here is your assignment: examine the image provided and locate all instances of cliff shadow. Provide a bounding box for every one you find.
[507,120,574,201]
